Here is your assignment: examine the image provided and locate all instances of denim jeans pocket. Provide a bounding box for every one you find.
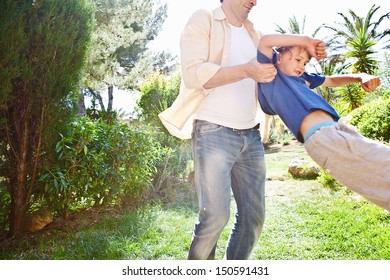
[195,120,223,135]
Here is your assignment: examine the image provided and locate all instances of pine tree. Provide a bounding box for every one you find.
[0,0,93,236]
[82,0,168,112]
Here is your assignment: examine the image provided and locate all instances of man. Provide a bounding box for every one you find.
[159,0,276,260]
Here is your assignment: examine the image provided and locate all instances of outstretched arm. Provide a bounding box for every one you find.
[323,73,381,92]
[258,34,327,60]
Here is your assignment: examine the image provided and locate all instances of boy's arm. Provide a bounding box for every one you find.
[322,73,381,92]
[258,34,327,60]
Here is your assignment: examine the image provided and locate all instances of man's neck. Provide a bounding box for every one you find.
[221,4,245,27]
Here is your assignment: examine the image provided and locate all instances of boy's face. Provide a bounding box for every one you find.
[277,47,311,77]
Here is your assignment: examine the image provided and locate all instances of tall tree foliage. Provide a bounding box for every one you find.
[0,0,93,236]
[325,4,390,74]
[82,0,168,112]
[274,15,323,37]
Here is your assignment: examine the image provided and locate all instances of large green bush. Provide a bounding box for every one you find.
[349,90,390,142]
[40,117,167,218]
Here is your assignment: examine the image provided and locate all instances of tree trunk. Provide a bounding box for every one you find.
[6,80,40,236]
[8,110,31,236]
[9,180,28,236]
[8,106,44,236]
[77,90,86,117]
[107,84,114,111]
[96,92,105,111]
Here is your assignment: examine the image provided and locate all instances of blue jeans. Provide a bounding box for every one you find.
[188,120,266,260]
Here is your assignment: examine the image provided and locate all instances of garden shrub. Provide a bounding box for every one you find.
[40,117,167,217]
[0,179,10,232]
[349,91,390,142]
[137,73,192,192]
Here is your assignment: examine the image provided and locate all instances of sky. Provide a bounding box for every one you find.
[151,0,390,56]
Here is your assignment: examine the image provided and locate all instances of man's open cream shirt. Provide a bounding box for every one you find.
[158,6,262,139]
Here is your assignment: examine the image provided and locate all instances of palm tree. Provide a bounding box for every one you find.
[337,83,365,111]
[325,4,390,74]
[275,15,324,37]
[318,55,348,102]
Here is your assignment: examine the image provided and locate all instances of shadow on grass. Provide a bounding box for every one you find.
[0,198,198,260]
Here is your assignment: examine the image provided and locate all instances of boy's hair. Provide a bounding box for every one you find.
[275,46,294,54]
[275,46,312,59]
[220,0,223,2]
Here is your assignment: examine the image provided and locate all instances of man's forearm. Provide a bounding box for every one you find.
[203,64,251,89]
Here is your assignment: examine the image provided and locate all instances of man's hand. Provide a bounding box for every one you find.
[247,58,277,83]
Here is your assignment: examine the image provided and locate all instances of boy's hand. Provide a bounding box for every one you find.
[307,39,327,60]
[314,41,327,60]
[361,74,381,92]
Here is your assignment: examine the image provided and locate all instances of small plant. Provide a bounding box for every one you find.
[279,132,292,146]
[317,169,344,191]
[267,129,279,145]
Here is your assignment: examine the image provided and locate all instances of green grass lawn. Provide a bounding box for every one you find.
[1,143,389,260]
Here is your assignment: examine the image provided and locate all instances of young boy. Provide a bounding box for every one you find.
[257,33,390,211]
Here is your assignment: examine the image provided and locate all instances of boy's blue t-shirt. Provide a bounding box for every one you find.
[257,50,340,143]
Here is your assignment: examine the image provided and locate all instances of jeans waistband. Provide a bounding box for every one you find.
[231,123,260,132]
[304,121,337,142]
[194,120,259,132]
